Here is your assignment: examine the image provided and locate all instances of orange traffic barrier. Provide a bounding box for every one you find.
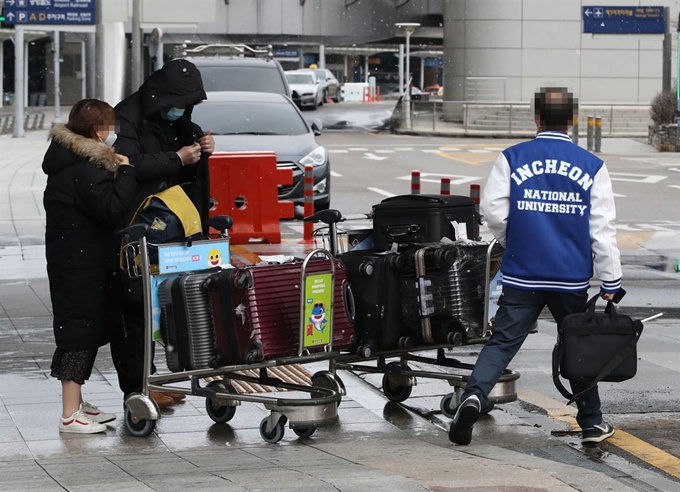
[209,152,294,244]
[300,165,315,244]
[362,86,381,103]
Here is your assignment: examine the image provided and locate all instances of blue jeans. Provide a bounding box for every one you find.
[462,286,603,430]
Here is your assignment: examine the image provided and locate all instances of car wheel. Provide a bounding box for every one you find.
[332,91,341,103]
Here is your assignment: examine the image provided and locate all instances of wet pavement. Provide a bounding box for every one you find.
[2,126,679,491]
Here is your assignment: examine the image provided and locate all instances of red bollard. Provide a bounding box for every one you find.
[411,170,421,195]
[440,177,451,195]
[470,183,481,240]
[301,165,315,243]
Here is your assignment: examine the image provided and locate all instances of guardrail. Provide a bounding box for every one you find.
[393,100,653,137]
[0,112,46,135]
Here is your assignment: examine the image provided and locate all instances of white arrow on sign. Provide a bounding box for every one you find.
[6,12,15,21]
[6,0,16,6]
[584,8,592,16]
[363,153,386,161]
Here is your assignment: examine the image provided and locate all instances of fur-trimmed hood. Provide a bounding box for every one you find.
[44,124,120,176]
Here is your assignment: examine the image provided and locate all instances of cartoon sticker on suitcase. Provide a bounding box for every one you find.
[303,273,333,348]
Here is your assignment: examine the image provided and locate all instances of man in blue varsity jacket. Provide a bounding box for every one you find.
[449,87,622,446]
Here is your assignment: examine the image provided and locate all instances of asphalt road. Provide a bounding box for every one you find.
[299,105,680,487]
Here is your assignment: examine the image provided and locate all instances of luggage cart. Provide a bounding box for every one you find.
[120,222,344,443]
[306,210,519,417]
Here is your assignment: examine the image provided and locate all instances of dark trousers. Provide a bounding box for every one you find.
[110,276,156,398]
[462,286,603,430]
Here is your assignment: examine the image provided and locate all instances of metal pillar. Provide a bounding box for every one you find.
[586,115,594,152]
[156,41,164,71]
[594,116,602,153]
[0,41,4,108]
[13,26,25,138]
[81,40,86,99]
[23,38,28,109]
[86,33,96,98]
[398,44,404,95]
[364,56,369,83]
[53,31,62,124]
[404,31,413,130]
[319,44,325,69]
[299,48,305,69]
[661,6,671,92]
[420,57,425,91]
[343,54,348,83]
[131,0,143,91]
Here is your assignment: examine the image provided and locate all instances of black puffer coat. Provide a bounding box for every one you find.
[43,125,136,350]
[114,59,209,225]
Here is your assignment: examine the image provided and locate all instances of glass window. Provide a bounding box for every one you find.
[313,69,328,80]
[192,101,309,136]
[198,66,287,95]
[286,73,315,85]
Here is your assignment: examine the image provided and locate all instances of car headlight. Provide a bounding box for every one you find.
[300,146,326,167]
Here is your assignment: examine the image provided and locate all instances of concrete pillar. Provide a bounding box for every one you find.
[23,38,29,109]
[81,41,87,99]
[13,26,25,138]
[661,6,671,92]
[364,56,369,83]
[96,22,126,105]
[0,41,4,108]
[131,0,142,91]
[299,48,305,69]
[53,31,62,125]
[343,54,348,83]
[319,44,325,69]
[443,0,464,102]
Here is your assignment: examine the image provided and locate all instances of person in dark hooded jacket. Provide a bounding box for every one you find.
[112,59,214,407]
[43,99,135,433]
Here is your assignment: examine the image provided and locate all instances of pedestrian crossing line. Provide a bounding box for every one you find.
[348,147,368,151]
[367,187,396,198]
[421,149,442,153]
[485,147,507,151]
[375,150,396,153]
[669,185,680,190]
[394,147,415,151]
[518,389,680,480]
[468,149,492,154]
[328,149,349,154]
[438,147,462,151]
[330,171,343,177]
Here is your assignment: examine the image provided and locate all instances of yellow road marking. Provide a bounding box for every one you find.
[433,151,481,166]
[518,389,680,479]
[616,232,654,250]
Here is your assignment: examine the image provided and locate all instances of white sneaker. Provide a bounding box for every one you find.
[59,405,107,434]
[81,401,117,424]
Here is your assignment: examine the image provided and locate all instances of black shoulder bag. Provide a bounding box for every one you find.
[552,295,643,405]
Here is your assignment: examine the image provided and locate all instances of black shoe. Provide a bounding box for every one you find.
[448,395,481,445]
[582,422,615,444]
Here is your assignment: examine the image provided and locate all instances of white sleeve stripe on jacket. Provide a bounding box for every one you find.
[480,152,511,247]
[589,163,623,284]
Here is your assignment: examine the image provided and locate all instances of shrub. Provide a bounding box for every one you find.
[650,85,677,125]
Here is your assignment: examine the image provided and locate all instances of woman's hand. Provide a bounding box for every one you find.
[198,130,215,155]
[116,154,132,167]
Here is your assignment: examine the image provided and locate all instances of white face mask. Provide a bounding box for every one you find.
[101,133,117,147]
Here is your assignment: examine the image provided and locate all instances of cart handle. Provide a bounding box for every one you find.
[304,209,343,225]
[118,223,150,241]
[204,215,233,234]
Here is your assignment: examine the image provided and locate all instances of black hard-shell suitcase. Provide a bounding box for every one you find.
[158,272,217,372]
[340,250,413,357]
[398,243,488,344]
[372,194,479,250]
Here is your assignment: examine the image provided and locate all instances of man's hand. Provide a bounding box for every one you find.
[177,142,202,165]
[198,130,215,155]
[600,292,616,301]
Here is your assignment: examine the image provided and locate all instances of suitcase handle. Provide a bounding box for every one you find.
[383,224,421,237]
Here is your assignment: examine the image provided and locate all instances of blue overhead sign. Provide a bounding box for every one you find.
[583,6,665,34]
[3,0,95,25]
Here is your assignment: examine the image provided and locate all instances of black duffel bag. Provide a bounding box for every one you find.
[552,294,643,404]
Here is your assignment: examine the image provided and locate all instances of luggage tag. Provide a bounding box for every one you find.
[451,221,469,241]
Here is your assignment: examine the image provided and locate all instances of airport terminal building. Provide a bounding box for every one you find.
[0,0,678,107]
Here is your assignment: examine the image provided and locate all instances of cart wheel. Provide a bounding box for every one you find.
[260,417,286,444]
[293,427,316,438]
[124,407,156,437]
[382,362,413,403]
[205,381,237,424]
[440,393,457,419]
[311,370,345,408]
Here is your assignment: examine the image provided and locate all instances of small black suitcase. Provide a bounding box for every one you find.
[158,272,217,372]
[372,194,479,251]
[398,243,488,345]
[340,250,412,357]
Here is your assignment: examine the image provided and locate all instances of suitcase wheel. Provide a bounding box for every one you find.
[233,270,252,289]
[446,331,464,346]
[398,336,414,350]
[356,344,372,359]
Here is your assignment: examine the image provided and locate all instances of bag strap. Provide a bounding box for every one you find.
[552,316,644,405]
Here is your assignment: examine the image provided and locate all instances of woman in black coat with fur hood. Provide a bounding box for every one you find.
[43,99,135,434]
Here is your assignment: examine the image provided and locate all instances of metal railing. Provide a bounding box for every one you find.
[394,100,653,137]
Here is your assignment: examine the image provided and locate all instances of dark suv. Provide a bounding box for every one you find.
[183,44,291,97]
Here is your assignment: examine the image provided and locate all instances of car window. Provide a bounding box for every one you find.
[313,69,328,80]
[192,101,309,136]
[286,73,315,85]
[198,66,287,95]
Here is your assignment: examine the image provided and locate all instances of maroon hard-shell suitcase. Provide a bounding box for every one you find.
[205,259,356,365]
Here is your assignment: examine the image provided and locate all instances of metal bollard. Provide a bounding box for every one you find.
[411,170,421,195]
[470,183,481,240]
[440,177,451,195]
[586,115,594,151]
[301,165,315,244]
[571,117,579,145]
[594,116,602,153]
